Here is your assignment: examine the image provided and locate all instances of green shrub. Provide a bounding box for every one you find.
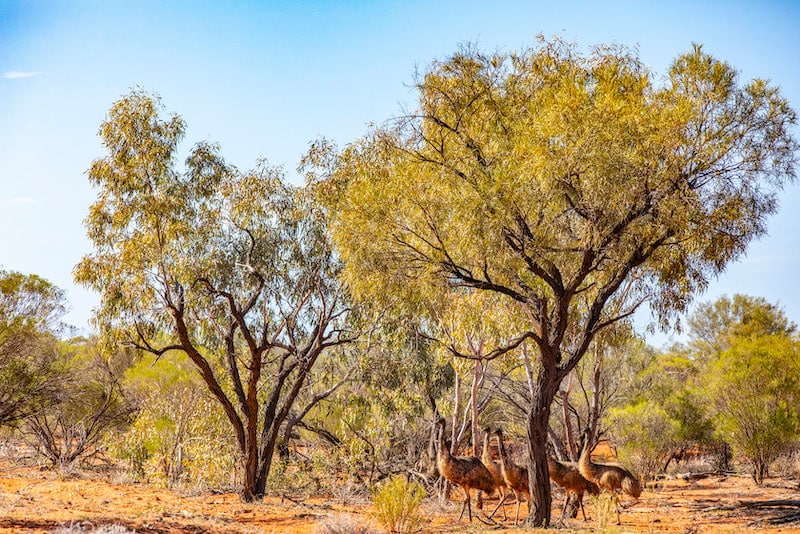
[107,352,238,491]
[610,400,679,481]
[371,476,424,534]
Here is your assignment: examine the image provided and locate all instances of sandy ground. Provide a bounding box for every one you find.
[1,463,800,533]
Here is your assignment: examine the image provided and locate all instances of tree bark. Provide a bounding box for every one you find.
[525,371,558,527]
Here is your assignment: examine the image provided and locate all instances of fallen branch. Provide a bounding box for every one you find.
[739,499,800,509]
[736,499,800,527]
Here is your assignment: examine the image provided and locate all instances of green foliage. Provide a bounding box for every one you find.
[688,294,797,359]
[609,400,679,480]
[322,40,797,342]
[611,294,800,482]
[0,269,67,334]
[708,334,800,484]
[0,272,135,468]
[371,476,425,534]
[628,348,715,449]
[268,442,351,498]
[109,352,238,490]
[665,388,715,447]
[0,270,69,427]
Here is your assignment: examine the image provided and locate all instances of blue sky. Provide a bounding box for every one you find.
[2,1,799,346]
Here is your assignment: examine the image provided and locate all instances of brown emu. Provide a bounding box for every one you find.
[493,428,531,525]
[434,419,496,522]
[480,427,513,520]
[578,439,642,524]
[548,456,600,520]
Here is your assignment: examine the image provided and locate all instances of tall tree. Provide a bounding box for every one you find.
[75,90,354,501]
[319,40,797,525]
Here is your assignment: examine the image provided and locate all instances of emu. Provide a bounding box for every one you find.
[578,437,642,524]
[493,428,531,525]
[434,418,496,522]
[548,456,600,520]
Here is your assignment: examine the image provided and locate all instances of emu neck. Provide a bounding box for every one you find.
[579,443,591,471]
[495,433,509,469]
[481,432,491,463]
[437,430,451,462]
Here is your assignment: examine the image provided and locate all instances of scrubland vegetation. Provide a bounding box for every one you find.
[2,36,799,531]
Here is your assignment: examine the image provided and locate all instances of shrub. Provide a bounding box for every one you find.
[591,493,616,530]
[107,353,238,491]
[609,400,679,481]
[23,338,134,469]
[371,476,425,534]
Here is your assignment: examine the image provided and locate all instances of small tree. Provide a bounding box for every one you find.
[0,270,68,427]
[709,334,800,484]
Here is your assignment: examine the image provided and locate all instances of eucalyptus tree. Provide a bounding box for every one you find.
[75,90,354,501]
[318,39,797,525]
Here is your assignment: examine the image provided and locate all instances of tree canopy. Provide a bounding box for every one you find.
[688,293,797,357]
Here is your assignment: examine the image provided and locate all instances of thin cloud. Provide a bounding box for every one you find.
[3,70,41,80]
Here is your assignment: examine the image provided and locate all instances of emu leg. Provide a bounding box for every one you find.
[487,491,504,520]
[578,493,589,521]
[560,493,569,519]
[457,488,473,522]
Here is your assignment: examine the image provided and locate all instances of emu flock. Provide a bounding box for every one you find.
[434,419,641,525]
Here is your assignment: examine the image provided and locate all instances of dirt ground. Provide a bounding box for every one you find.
[1,462,800,533]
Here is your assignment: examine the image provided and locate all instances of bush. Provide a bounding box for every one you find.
[591,493,616,529]
[609,400,679,481]
[23,338,134,469]
[371,476,425,534]
[108,353,238,491]
[709,335,800,485]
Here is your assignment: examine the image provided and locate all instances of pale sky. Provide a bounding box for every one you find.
[2,1,799,346]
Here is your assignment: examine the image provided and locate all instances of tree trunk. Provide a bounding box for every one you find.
[525,373,558,527]
[471,359,482,454]
[753,460,768,486]
[242,426,261,501]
